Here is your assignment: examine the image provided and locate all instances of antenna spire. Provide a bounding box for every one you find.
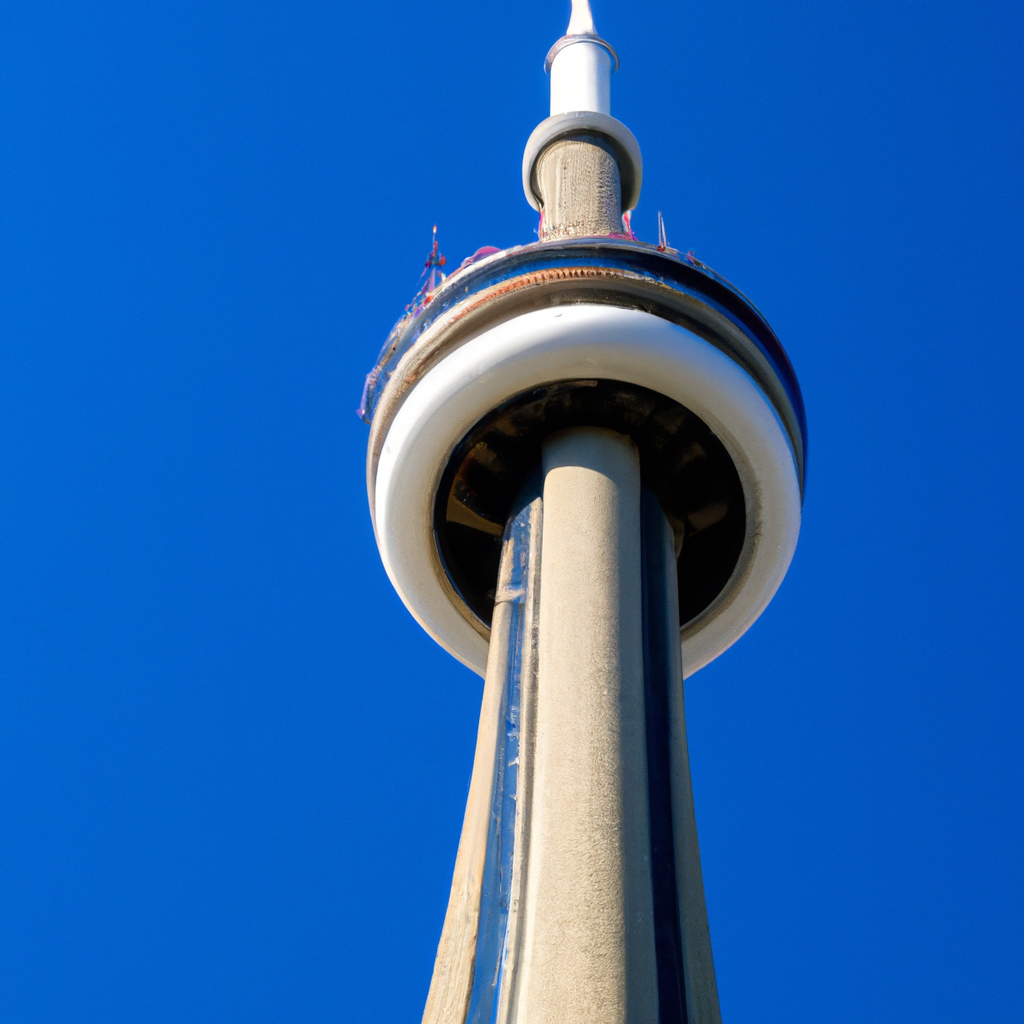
[566,0,597,35]
[545,1,618,116]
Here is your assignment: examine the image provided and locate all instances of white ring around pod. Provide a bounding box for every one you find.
[373,304,801,678]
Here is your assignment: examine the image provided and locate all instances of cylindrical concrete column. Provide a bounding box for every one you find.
[513,427,658,1024]
[534,135,622,240]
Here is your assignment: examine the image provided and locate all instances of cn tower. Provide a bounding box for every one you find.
[361,2,806,1021]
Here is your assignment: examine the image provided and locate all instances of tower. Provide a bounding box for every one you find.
[361,2,806,1021]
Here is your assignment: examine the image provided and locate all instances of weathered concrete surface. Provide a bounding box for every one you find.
[513,428,658,1024]
[534,134,622,240]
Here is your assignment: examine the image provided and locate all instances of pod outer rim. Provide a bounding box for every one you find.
[363,239,806,512]
[372,304,801,678]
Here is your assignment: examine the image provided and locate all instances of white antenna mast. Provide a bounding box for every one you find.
[546,0,619,116]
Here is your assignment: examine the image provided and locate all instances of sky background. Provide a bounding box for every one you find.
[1,0,1022,1021]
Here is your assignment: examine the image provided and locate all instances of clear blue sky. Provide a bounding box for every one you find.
[1,1,1021,1021]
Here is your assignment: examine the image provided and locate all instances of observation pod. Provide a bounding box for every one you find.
[361,3,806,1023]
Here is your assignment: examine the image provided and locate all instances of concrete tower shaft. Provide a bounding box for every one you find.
[362,3,806,1022]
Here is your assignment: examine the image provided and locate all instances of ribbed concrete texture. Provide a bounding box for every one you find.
[534,134,622,239]
[514,428,658,1024]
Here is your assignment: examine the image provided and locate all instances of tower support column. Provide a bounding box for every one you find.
[415,428,726,1024]
[514,427,658,1024]
[534,135,622,239]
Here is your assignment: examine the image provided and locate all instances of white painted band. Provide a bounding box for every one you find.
[373,304,801,678]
